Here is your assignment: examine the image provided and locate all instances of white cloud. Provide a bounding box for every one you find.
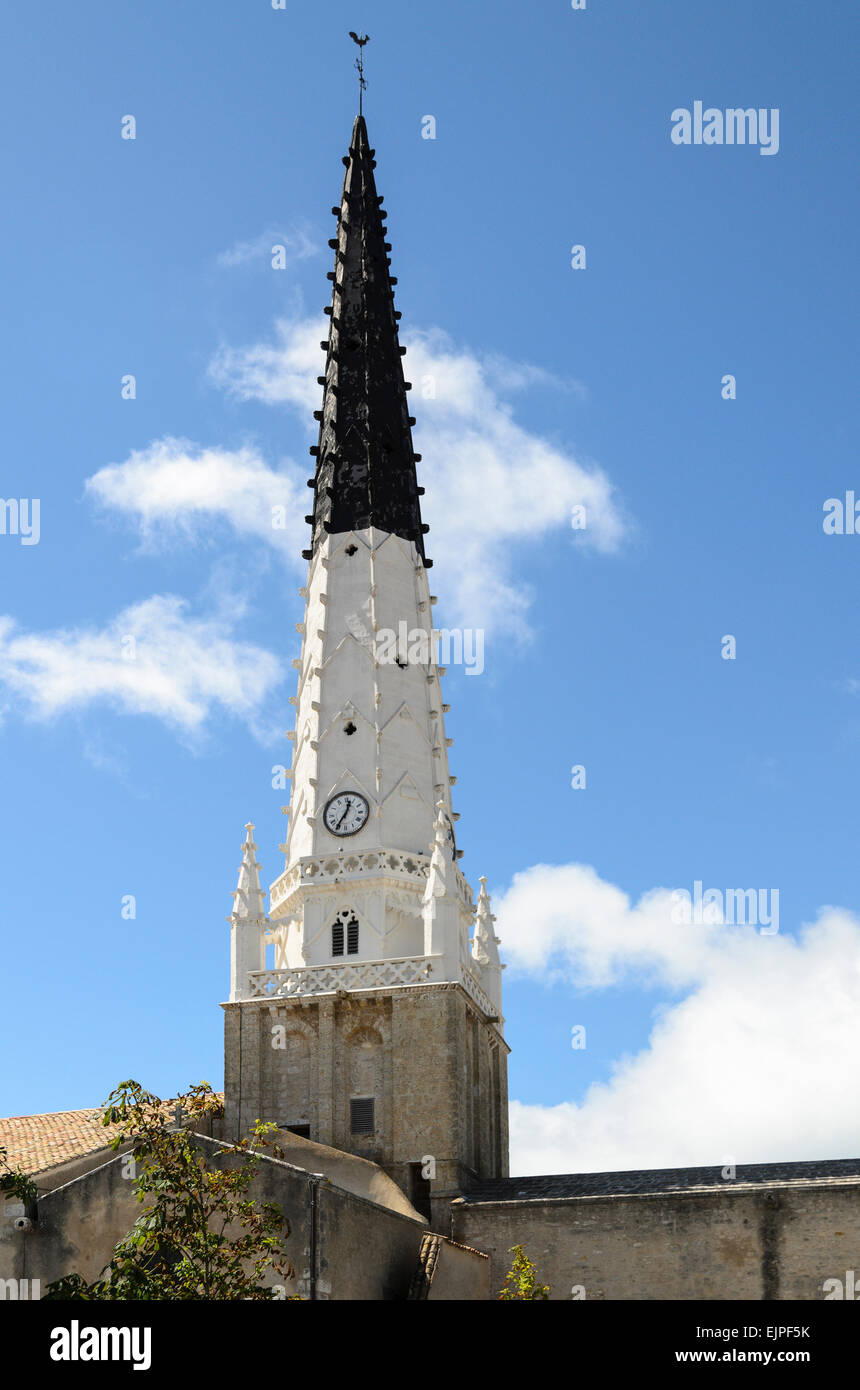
[204,317,629,634]
[480,354,586,398]
[85,321,628,637]
[208,319,323,413]
[86,438,306,559]
[407,330,624,632]
[0,596,283,736]
[495,862,716,990]
[216,225,317,270]
[494,864,860,1174]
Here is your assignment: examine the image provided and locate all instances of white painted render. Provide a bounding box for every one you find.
[228,525,503,1032]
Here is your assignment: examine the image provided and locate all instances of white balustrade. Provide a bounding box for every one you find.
[247,954,435,999]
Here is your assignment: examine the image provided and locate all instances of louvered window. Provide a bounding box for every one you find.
[332,910,358,957]
[350,1097,375,1135]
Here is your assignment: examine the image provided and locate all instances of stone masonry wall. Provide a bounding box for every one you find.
[224,982,509,1223]
[451,1184,860,1301]
[0,1135,437,1301]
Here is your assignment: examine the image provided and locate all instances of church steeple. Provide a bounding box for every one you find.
[306,115,428,562]
[223,109,508,1220]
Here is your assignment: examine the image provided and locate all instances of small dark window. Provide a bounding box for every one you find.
[344,544,357,556]
[347,918,359,955]
[332,922,344,956]
[283,1124,310,1139]
[350,1097,375,1135]
[344,721,357,736]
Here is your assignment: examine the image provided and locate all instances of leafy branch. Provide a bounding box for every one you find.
[498,1244,550,1300]
[44,1080,296,1301]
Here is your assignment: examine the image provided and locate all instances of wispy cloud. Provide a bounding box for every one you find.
[82,319,627,639]
[207,316,629,633]
[493,862,860,1174]
[215,225,318,270]
[86,438,306,559]
[207,318,322,412]
[0,596,283,739]
[481,353,587,399]
[82,733,129,780]
[405,328,625,631]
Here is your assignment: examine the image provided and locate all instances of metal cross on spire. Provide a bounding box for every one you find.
[349,31,370,114]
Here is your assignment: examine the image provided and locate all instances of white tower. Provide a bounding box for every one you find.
[223,114,508,1221]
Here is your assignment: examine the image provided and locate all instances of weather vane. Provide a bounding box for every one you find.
[349,31,370,115]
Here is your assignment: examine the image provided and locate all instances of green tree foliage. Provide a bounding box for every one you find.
[43,1080,295,1300]
[0,1147,39,1207]
[498,1243,550,1300]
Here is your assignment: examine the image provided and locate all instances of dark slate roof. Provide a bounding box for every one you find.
[458,1158,860,1204]
[306,114,428,562]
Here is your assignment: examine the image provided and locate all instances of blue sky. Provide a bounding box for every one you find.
[1,0,858,1173]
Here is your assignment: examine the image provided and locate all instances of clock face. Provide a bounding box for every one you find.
[323,792,370,837]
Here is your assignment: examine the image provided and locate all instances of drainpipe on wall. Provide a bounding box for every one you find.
[760,1191,782,1300]
[236,1006,243,1144]
[307,1175,322,1301]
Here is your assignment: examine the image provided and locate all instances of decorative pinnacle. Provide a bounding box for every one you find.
[473,876,501,968]
[476,876,495,917]
[230,820,268,924]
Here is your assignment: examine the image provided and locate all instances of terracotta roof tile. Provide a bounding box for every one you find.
[0,1108,110,1176]
[0,1095,226,1179]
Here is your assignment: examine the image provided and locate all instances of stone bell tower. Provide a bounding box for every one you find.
[222,112,508,1222]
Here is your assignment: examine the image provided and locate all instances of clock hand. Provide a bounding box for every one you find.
[336,799,352,829]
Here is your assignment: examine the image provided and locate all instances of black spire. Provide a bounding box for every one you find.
[305,115,429,564]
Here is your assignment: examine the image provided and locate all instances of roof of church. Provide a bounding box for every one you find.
[306,113,428,562]
[0,1108,110,1176]
[1,1095,227,1179]
[458,1157,860,1203]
